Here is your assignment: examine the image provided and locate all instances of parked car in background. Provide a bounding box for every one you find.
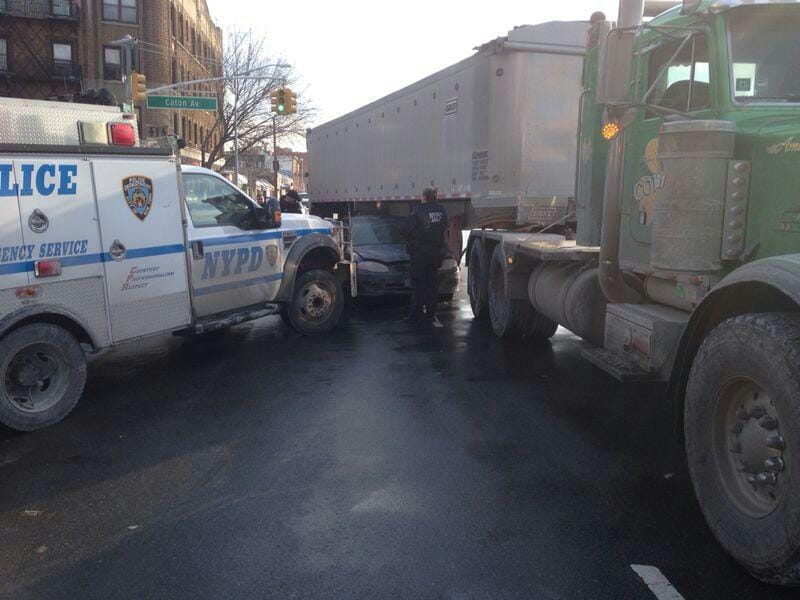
[349,215,459,299]
[298,192,310,215]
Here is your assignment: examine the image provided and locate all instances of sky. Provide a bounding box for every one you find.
[206,0,621,148]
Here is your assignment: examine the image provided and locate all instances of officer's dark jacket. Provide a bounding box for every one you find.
[400,201,448,262]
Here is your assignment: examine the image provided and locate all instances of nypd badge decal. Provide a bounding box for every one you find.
[122,175,154,221]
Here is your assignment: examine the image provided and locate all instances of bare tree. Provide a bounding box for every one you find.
[200,29,314,169]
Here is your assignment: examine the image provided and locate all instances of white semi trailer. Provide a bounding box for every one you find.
[307,20,589,258]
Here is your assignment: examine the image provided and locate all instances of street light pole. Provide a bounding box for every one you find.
[234,90,240,185]
[273,114,280,195]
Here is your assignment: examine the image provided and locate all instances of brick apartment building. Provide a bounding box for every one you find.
[0,0,223,165]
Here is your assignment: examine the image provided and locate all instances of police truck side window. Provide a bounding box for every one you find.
[183,174,254,229]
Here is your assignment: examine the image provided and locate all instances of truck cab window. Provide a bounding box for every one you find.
[646,33,710,117]
[183,173,254,229]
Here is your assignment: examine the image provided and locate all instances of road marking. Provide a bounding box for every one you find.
[433,317,443,328]
[631,565,685,600]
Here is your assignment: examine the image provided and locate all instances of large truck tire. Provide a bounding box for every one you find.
[468,239,489,320]
[488,244,533,340]
[0,323,87,432]
[284,270,344,335]
[685,313,800,586]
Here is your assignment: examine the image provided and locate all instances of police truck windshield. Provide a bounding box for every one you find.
[729,6,800,103]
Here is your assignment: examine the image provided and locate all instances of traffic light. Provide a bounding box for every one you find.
[131,70,147,105]
[271,87,297,115]
[271,88,287,114]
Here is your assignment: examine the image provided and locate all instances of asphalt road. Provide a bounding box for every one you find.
[0,285,792,599]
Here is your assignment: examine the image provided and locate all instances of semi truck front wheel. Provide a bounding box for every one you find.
[0,323,87,431]
[685,313,800,585]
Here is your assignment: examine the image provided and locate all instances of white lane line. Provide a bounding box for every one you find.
[631,565,686,600]
[433,317,443,328]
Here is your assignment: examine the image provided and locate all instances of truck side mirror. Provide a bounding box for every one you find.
[597,27,637,105]
[253,198,281,229]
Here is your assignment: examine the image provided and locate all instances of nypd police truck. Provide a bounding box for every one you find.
[0,98,349,432]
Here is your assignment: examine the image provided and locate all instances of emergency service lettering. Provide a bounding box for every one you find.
[201,246,264,280]
[0,240,87,263]
[0,163,78,197]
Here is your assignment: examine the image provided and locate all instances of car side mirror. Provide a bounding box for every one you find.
[255,198,282,229]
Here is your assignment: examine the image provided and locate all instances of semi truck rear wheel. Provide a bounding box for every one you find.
[0,323,87,431]
[685,313,800,585]
[487,245,555,340]
[284,270,344,335]
[468,239,489,319]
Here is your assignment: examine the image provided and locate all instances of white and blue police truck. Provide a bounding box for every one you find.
[0,98,350,431]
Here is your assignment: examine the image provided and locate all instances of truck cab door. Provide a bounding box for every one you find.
[623,32,713,246]
[182,172,283,318]
[91,157,191,342]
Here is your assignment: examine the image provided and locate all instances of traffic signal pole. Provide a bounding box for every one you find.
[273,115,280,194]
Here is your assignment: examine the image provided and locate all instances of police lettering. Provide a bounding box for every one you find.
[201,245,265,280]
[0,163,78,197]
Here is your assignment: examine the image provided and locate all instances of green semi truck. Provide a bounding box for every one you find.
[467,0,800,585]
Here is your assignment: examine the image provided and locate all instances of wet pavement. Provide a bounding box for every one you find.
[0,285,792,599]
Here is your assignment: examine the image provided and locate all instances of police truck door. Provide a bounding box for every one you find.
[181,171,283,317]
[91,157,191,342]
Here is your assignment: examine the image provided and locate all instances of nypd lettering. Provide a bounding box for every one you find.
[201,245,266,280]
[0,163,78,197]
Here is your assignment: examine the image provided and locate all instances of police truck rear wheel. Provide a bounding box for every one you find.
[0,323,86,431]
[285,270,344,335]
[468,240,489,320]
[685,313,800,585]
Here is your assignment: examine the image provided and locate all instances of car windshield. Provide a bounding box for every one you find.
[728,6,800,103]
[352,218,405,245]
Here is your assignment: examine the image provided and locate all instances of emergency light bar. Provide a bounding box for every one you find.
[78,121,137,147]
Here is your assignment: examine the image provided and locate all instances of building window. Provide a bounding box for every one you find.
[53,42,72,65]
[51,0,72,17]
[0,39,7,72]
[103,0,137,24]
[104,46,122,80]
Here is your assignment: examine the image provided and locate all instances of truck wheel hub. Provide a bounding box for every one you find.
[718,380,788,518]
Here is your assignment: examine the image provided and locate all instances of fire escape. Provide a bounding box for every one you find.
[0,0,81,97]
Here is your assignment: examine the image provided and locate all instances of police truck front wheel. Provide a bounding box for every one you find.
[285,270,344,335]
[0,323,87,431]
[685,313,800,585]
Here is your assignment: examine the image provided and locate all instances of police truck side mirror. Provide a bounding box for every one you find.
[255,198,282,229]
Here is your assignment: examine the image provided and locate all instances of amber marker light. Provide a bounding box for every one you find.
[601,121,621,141]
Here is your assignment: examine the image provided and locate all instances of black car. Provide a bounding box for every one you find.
[349,215,460,299]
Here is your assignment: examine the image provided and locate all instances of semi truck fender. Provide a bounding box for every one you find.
[274,233,342,302]
[0,305,99,350]
[668,255,800,434]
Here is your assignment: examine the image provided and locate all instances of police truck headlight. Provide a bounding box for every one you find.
[357,261,390,273]
[439,258,459,271]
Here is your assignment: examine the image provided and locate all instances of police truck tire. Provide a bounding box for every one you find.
[685,313,800,586]
[488,245,531,340]
[285,270,344,335]
[0,323,87,432]
[468,240,489,320]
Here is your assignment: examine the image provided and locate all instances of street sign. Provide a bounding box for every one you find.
[146,95,218,111]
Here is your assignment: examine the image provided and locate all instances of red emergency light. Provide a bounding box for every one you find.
[34,259,62,278]
[109,123,136,146]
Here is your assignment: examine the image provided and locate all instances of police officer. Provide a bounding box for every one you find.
[400,187,448,324]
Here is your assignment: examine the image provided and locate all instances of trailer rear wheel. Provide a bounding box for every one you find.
[685,313,800,585]
[0,323,87,431]
[468,239,489,320]
[284,270,344,335]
